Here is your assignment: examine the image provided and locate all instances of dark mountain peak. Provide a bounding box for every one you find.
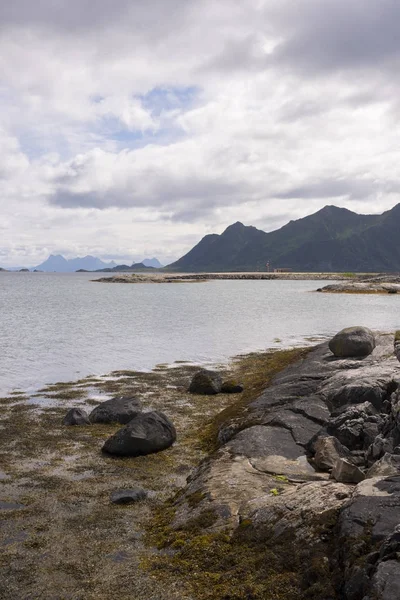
[316,205,355,217]
[222,221,261,239]
[225,221,245,230]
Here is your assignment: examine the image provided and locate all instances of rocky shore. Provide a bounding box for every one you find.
[94,272,365,284]
[2,329,400,599]
[317,274,400,294]
[149,328,400,599]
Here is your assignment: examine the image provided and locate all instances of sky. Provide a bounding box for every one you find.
[1,0,400,267]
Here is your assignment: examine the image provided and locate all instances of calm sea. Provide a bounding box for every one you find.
[0,272,398,394]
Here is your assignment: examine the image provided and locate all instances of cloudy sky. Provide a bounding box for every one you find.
[1,0,400,267]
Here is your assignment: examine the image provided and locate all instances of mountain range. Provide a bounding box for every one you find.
[34,255,118,272]
[168,204,400,272]
[0,255,164,272]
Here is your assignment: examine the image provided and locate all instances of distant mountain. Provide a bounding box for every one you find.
[167,204,400,272]
[142,257,163,268]
[35,254,118,272]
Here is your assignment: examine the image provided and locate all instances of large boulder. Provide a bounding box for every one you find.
[62,408,90,426]
[89,396,142,424]
[102,411,176,456]
[189,369,223,395]
[329,326,376,358]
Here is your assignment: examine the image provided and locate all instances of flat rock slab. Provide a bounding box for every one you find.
[110,488,148,504]
[250,455,328,482]
[226,425,305,460]
[268,409,323,447]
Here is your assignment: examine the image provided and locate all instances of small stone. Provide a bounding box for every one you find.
[331,458,365,484]
[221,381,244,394]
[110,488,148,504]
[62,408,90,426]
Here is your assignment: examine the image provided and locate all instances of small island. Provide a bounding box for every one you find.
[317,274,400,294]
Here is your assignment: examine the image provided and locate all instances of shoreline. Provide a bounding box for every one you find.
[2,332,400,598]
[0,345,306,599]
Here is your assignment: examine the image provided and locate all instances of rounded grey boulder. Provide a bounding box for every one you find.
[329,326,376,358]
[102,411,176,457]
[189,369,223,395]
[62,408,90,426]
[89,396,142,424]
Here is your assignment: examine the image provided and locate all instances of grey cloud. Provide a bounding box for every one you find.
[0,0,188,32]
[276,179,376,201]
[270,0,400,75]
[48,172,252,221]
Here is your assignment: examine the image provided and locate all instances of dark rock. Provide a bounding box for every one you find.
[268,409,322,447]
[62,408,90,426]
[313,436,350,471]
[329,326,376,357]
[110,488,147,504]
[326,402,381,450]
[89,396,142,424]
[221,381,244,394]
[226,425,305,459]
[326,382,386,411]
[189,369,223,395]
[331,458,365,483]
[102,411,176,457]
